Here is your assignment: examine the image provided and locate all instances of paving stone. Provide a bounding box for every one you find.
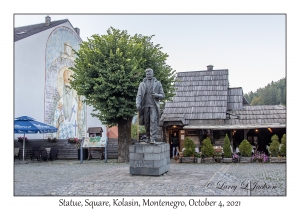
[14,159,286,196]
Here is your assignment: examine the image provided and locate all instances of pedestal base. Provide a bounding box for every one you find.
[129,143,170,176]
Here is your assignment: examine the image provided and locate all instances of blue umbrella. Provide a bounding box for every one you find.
[14,116,58,162]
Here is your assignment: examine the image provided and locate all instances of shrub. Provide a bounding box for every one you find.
[183,137,195,157]
[238,139,252,157]
[48,137,57,143]
[280,134,286,156]
[223,134,231,158]
[269,134,280,157]
[195,152,201,158]
[201,137,214,157]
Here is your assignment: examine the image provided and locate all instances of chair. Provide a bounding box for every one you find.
[32,150,41,162]
[31,145,41,161]
[49,148,58,161]
[40,150,48,161]
[14,148,20,161]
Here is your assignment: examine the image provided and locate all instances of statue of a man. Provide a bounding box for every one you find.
[136,68,165,144]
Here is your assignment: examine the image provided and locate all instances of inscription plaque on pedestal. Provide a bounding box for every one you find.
[129,143,170,176]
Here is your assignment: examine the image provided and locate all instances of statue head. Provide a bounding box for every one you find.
[145,68,153,80]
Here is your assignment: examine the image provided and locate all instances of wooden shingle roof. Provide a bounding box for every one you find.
[227,87,244,111]
[161,68,286,129]
[14,19,70,42]
[227,105,286,125]
[87,127,103,133]
[162,69,229,124]
[184,105,286,129]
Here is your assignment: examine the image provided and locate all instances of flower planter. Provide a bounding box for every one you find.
[269,157,286,163]
[196,158,202,163]
[180,157,195,163]
[214,157,222,163]
[239,157,252,163]
[223,157,233,163]
[252,159,264,163]
[203,157,214,163]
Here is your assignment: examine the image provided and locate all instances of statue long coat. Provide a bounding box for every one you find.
[136,77,164,125]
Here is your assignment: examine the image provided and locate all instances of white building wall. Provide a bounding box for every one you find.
[14,21,104,139]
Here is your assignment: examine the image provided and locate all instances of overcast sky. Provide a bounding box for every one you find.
[14,14,286,94]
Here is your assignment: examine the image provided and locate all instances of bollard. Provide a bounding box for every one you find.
[80,137,84,164]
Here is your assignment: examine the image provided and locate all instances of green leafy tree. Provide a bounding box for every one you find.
[238,139,252,157]
[280,134,286,156]
[183,137,196,157]
[131,124,145,139]
[70,27,176,162]
[223,134,231,158]
[201,137,214,157]
[244,78,286,106]
[269,134,280,157]
[276,88,282,104]
[251,96,262,105]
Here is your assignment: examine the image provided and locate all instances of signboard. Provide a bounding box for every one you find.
[82,136,107,148]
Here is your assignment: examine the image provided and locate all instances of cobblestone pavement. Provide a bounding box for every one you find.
[14,159,286,196]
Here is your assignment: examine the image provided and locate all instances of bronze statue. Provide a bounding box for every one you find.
[136,68,164,144]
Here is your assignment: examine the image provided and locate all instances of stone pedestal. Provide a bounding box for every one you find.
[129,142,170,176]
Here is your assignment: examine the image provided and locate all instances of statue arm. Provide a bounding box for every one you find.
[136,83,143,109]
[156,82,165,100]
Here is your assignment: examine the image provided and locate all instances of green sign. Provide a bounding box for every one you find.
[83,136,107,148]
[90,136,100,142]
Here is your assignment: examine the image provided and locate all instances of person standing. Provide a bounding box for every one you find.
[171,132,179,158]
[136,68,165,144]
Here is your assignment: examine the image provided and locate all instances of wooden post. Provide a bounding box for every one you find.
[244,129,249,140]
[137,111,139,143]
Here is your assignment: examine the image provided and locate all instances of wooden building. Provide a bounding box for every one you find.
[160,65,286,155]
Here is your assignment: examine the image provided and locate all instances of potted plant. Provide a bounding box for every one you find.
[232,153,239,163]
[18,136,28,142]
[269,134,286,163]
[181,137,196,163]
[201,137,215,163]
[279,134,286,157]
[238,139,252,163]
[251,151,268,163]
[223,134,232,163]
[195,152,202,163]
[48,137,57,143]
[68,137,78,143]
[214,147,223,163]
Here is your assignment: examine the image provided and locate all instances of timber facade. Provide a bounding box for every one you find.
[160,65,286,156]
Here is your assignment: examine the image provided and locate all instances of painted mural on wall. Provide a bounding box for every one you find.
[44,27,86,139]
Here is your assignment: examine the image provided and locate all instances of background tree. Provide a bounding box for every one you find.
[131,124,145,139]
[244,78,286,106]
[70,27,176,162]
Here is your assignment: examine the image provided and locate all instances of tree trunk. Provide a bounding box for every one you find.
[117,117,132,163]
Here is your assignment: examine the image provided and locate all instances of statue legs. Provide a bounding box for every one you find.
[144,107,157,144]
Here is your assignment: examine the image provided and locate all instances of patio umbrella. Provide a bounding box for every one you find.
[14,116,58,162]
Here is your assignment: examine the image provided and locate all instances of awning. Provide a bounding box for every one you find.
[87,127,103,133]
[183,123,286,130]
